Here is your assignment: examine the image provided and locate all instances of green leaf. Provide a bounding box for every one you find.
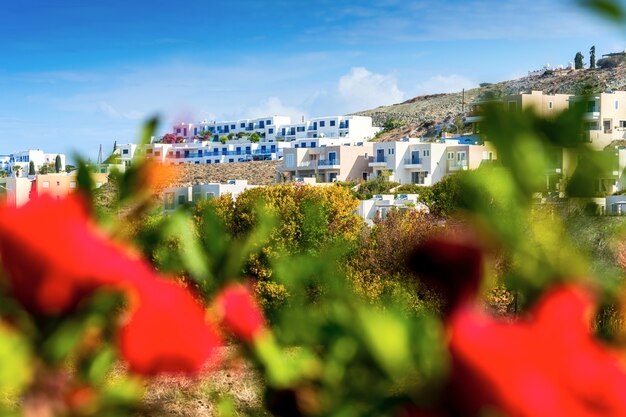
[579,0,626,23]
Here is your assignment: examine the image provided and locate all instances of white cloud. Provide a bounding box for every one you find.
[98,101,145,120]
[246,97,307,122]
[414,74,477,96]
[337,67,404,110]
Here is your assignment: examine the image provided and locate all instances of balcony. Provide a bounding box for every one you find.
[369,155,388,167]
[318,159,340,169]
[403,157,422,168]
[448,160,468,171]
[297,161,316,169]
[584,111,600,120]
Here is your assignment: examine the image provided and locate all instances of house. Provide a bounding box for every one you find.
[369,139,496,186]
[163,180,257,212]
[357,194,429,225]
[279,143,374,183]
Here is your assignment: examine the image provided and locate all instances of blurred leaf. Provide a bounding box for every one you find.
[74,156,96,201]
[579,0,626,23]
[0,323,32,395]
[139,116,158,147]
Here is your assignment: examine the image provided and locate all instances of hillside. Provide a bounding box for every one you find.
[93,160,280,208]
[353,64,626,141]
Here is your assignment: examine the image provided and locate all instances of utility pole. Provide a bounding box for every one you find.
[462,88,465,113]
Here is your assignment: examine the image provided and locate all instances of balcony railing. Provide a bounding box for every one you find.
[370,156,388,164]
[318,159,340,167]
[404,157,422,165]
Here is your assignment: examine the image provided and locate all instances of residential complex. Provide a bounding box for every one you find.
[172,115,380,142]
[358,194,429,225]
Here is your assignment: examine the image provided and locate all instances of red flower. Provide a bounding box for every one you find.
[120,278,221,375]
[214,283,266,342]
[0,194,142,314]
[448,286,626,417]
[0,195,221,375]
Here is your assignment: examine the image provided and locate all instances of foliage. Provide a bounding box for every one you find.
[575,51,584,69]
[249,132,261,143]
[597,54,626,68]
[65,164,76,173]
[382,117,406,130]
[28,161,35,176]
[590,45,596,68]
[352,176,399,200]
[0,170,7,178]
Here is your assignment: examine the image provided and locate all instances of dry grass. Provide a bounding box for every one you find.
[138,347,267,417]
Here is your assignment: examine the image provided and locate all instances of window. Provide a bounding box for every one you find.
[165,193,175,210]
[330,120,336,126]
[269,128,274,134]
[122,149,129,155]
[616,100,620,110]
[267,120,271,125]
[423,150,430,157]
[620,120,626,128]
[548,101,553,109]
[42,181,49,188]
[286,154,295,167]
[56,181,60,186]
[231,124,236,130]
[447,152,454,160]
[206,192,215,199]
[388,148,394,155]
[69,181,76,188]
[320,121,326,127]
[155,151,160,156]
[241,123,246,128]
[178,195,186,205]
[206,160,211,163]
[310,142,316,148]
[297,126,305,132]
[229,159,234,163]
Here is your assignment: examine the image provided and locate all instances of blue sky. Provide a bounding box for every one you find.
[1,0,625,160]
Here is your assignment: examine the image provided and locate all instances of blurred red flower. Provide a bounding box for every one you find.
[120,278,221,375]
[449,285,626,417]
[214,283,266,342]
[0,195,221,375]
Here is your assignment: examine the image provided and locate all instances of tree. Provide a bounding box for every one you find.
[55,155,62,173]
[590,45,596,69]
[0,170,7,178]
[452,115,466,134]
[28,161,35,176]
[249,132,261,143]
[65,164,76,173]
[575,52,584,69]
[113,141,118,153]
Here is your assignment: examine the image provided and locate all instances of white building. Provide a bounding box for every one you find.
[163,180,257,212]
[276,116,380,141]
[1,150,66,177]
[357,194,429,225]
[369,138,496,185]
[173,116,292,142]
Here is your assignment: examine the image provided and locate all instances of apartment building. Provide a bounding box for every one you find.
[279,143,374,183]
[467,90,572,134]
[34,173,108,200]
[117,139,289,166]
[173,116,292,142]
[276,115,380,141]
[0,149,66,177]
[568,91,626,150]
[163,180,256,211]
[369,139,496,186]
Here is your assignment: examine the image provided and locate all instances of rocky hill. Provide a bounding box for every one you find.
[166,160,280,187]
[353,64,626,141]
